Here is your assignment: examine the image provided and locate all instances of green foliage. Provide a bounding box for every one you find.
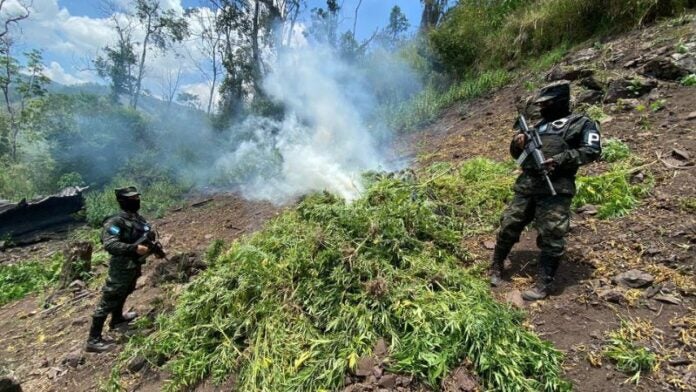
[649,99,666,112]
[431,0,692,73]
[56,172,86,188]
[601,139,631,163]
[603,321,657,384]
[204,239,226,265]
[679,197,696,213]
[384,69,512,132]
[109,159,567,392]
[0,254,63,305]
[85,178,186,227]
[0,155,56,201]
[585,105,608,122]
[574,163,652,219]
[681,74,696,86]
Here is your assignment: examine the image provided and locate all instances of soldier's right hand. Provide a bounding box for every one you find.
[136,245,149,255]
[514,133,527,149]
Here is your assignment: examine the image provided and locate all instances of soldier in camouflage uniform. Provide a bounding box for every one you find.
[86,186,154,353]
[490,81,602,301]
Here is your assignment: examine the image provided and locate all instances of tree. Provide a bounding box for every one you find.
[177,91,200,110]
[94,17,137,103]
[186,5,224,114]
[158,66,182,108]
[131,0,189,109]
[308,0,340,47]
[0,0,30,40]
[376,5,409,49]
[0,44,50,161]
[419,0,448,32]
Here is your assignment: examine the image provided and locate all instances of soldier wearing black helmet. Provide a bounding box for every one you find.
[490,81,602,300]
[86,186,155,353]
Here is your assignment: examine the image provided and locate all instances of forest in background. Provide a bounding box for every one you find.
[0,0,693,225]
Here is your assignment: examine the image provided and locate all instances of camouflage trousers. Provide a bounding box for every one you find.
[93,265,141,319]
[496,193,572,260]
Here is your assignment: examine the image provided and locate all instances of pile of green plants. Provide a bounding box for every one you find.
[110,159,569,392]
[0,253,63,306]
[574,140,653,218]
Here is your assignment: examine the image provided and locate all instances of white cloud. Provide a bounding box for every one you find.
[43,61,87,85]
[11,0,207,96]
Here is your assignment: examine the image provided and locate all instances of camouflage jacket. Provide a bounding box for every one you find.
[101,211,151,270]
[510,113,601,195]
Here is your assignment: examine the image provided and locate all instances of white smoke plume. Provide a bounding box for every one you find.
[209,45,414,203]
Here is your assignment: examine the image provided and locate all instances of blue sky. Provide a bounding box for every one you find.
[13,0,423,107]
[57,1,423,40]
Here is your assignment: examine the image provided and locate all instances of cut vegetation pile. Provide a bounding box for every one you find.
[110,159,571,392]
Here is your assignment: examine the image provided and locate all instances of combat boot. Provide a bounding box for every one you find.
[108,300,135,328]
[86,316,112,353]
[110,308,138,329]
[522,256,557,301]
[489,244,511,287]
[521,279,550,301]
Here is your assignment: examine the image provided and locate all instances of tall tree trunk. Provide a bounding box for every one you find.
[207,50,217,115]
[2,49,18,161]
[420,0,445,33]
[251,0,261,96]
[352,0,362,39]
[133,16,152,109]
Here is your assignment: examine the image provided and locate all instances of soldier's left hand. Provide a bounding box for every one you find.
[542,158,558,172]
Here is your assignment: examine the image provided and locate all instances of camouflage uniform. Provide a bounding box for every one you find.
[86,186,151,352]
[93,211,151,320]
[492,81,602,298]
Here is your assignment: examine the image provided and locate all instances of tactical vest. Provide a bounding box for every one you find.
[516,114,584,195]
[106,212,151,269]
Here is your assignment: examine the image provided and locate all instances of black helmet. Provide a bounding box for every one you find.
[534,80,571,104]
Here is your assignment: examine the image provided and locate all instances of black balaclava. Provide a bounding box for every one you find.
[539,98,571,122]
[118,198,141,213]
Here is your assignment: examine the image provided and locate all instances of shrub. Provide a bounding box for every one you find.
[109,160,567,392]
[601,138,631,163]
[432,0,693,73]
[0,254,63,305]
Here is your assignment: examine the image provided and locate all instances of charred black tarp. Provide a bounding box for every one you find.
[0,187,88,239]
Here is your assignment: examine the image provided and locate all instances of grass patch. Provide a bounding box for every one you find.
[681,74,696,86]
[603,319,658,384]
[0,254,63,306]
[585,105,608,122]
[601,139,631,163]
[574,163,652,219]
[679,197,696,213]
[384,69,512,132]
[84,178,187,227]
[108,159,567,392]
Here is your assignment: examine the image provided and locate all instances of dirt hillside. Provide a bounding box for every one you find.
[1,15,695,392]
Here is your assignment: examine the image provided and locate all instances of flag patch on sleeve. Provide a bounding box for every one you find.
[108,225,121,235]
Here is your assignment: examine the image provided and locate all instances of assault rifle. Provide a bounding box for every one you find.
[135,229,167,260]
[516,114,557,196]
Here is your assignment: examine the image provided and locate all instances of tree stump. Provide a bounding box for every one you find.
[59,241,93,288]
